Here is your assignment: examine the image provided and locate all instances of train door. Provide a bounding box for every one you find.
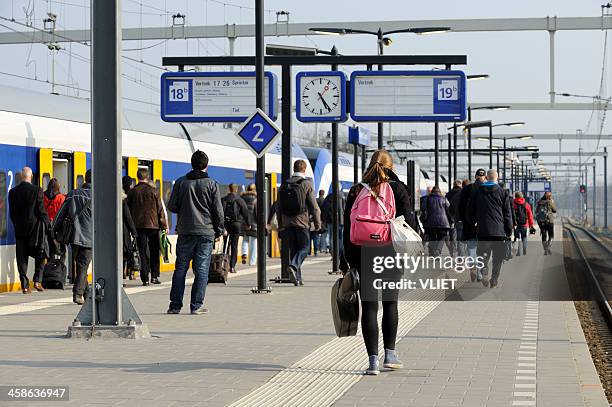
[267,172,280,258]
[38,148,87,193]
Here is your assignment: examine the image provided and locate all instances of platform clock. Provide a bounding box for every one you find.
[296,71,347,122]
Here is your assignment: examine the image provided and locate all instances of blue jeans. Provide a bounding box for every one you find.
[310,231,321,255]
[241,235,257,266]
[319,228,329,252]
[282,226,310,282]
[169,234,214,312]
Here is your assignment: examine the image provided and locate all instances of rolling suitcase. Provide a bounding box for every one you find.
[208,242,229,285]
[42,258,67,289]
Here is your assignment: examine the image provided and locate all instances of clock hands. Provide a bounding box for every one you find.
[317,92,332,111]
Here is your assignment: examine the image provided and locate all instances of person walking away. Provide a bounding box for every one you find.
[167,150,224,314]
[344,149,418,375]
[222,184,250,273]
[277,159,321,286]
[43,178,65,223]
[127,168,167,286]
[240,183,257,266]
[445,180,462,255]
[122,184,138,282]
[451,179,469,256]
[321,187,347,263]
[53,170,93,304]
[468,170,513,288]
[458,170,486,281]
[43,178,66,261]
[316,190,329,253]
[535,191,557,255]
[8,167,50,294]
[422,186,452,257]
[512,191,534,256]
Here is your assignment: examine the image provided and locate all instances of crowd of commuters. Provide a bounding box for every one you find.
[7,148,559,376]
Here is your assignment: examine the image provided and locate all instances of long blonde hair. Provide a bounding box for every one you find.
[362,150,393,195]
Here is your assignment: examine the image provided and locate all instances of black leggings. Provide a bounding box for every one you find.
[361,300,399,356]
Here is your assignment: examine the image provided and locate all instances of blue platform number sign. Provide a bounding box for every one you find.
[433,78,461,116]
[236,108,282,158]
[165,79,193,115]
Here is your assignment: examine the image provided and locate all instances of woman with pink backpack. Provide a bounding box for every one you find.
[343,149,418,376]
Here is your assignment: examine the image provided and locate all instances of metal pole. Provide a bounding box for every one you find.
[353,144,359,184]
[69,0,144,335]
[488,122,493,169]
[605,147,608,229]
[361,145,367,176]
[510,162,514,193]
[453,124,458,182]
[447,132,452,185]
[503,137,507,184]
[90,0,122,326]
[279,64,291,283]
[496,150,500,174]
[377,28,384,150]
[331,47,340,273]
[593,158,596,227]
[467,106,472,178]
[434,123,440,186]
[549,30,555,105]
[584,165,588,224]
[254,0,268,293]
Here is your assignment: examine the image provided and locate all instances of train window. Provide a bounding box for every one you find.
[41,173,51,189]
[162,180,173,232]
[76,175,84,188]
[420,170,430,180]
[0,172,6,239]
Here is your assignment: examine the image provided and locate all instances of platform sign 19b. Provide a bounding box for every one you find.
[160,71,278,123]
[349,70,466,122]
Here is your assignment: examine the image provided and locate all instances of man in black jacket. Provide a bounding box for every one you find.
[222,184,250,274]
[8,167,50,294]
[458,169,486,280]
[445,180,463,255]
[167,150,224,315]
[468,169,513,288]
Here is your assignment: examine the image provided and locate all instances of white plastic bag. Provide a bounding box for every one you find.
[390,215,423,257]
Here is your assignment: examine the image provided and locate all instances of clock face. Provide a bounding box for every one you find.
[300,76,343,118]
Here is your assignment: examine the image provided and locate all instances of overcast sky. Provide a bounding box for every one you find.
[0,0,610,183]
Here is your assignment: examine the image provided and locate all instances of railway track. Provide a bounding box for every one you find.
[563,219,612,402]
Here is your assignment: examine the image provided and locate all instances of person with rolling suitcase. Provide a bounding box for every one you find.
[167,151,224,315]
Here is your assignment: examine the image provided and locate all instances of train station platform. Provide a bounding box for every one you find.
[0,228,608,407]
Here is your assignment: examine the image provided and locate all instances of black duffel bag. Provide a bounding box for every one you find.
[127,238,141,271]
[331,269,360,337]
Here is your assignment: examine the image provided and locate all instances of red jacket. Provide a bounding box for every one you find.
[44,192,66,222]
[512,197,534,228]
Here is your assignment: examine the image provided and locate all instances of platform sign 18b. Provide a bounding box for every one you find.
[160,71,278,123]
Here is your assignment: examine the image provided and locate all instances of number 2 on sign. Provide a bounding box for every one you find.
[252,123,264,142]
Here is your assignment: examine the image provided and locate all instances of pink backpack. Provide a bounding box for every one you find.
[350,182,396,247]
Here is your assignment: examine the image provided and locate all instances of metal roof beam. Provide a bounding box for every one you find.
[388,133,611,141]
[0,16,610,45]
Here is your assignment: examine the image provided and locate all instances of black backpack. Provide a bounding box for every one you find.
[223,197,239,223]
[279,178,307,216]
[515,202,527,226]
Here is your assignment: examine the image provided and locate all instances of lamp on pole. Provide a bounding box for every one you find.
[310,25,450,149]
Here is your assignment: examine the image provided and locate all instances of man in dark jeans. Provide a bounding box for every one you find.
[221,184,250,273]
[53,170,93,304]
[127,168,167,286]
[277,160,321,286]
[468,169,513,288]
[167,150,224,315]
[8,166,50,294]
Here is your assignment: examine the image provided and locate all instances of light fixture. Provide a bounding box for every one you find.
[309,27,345,35]
[467,74,490,81]
[518,135,533,140]
[470,105,510,111]
[413,27,451,35]
[526,146,539,150]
